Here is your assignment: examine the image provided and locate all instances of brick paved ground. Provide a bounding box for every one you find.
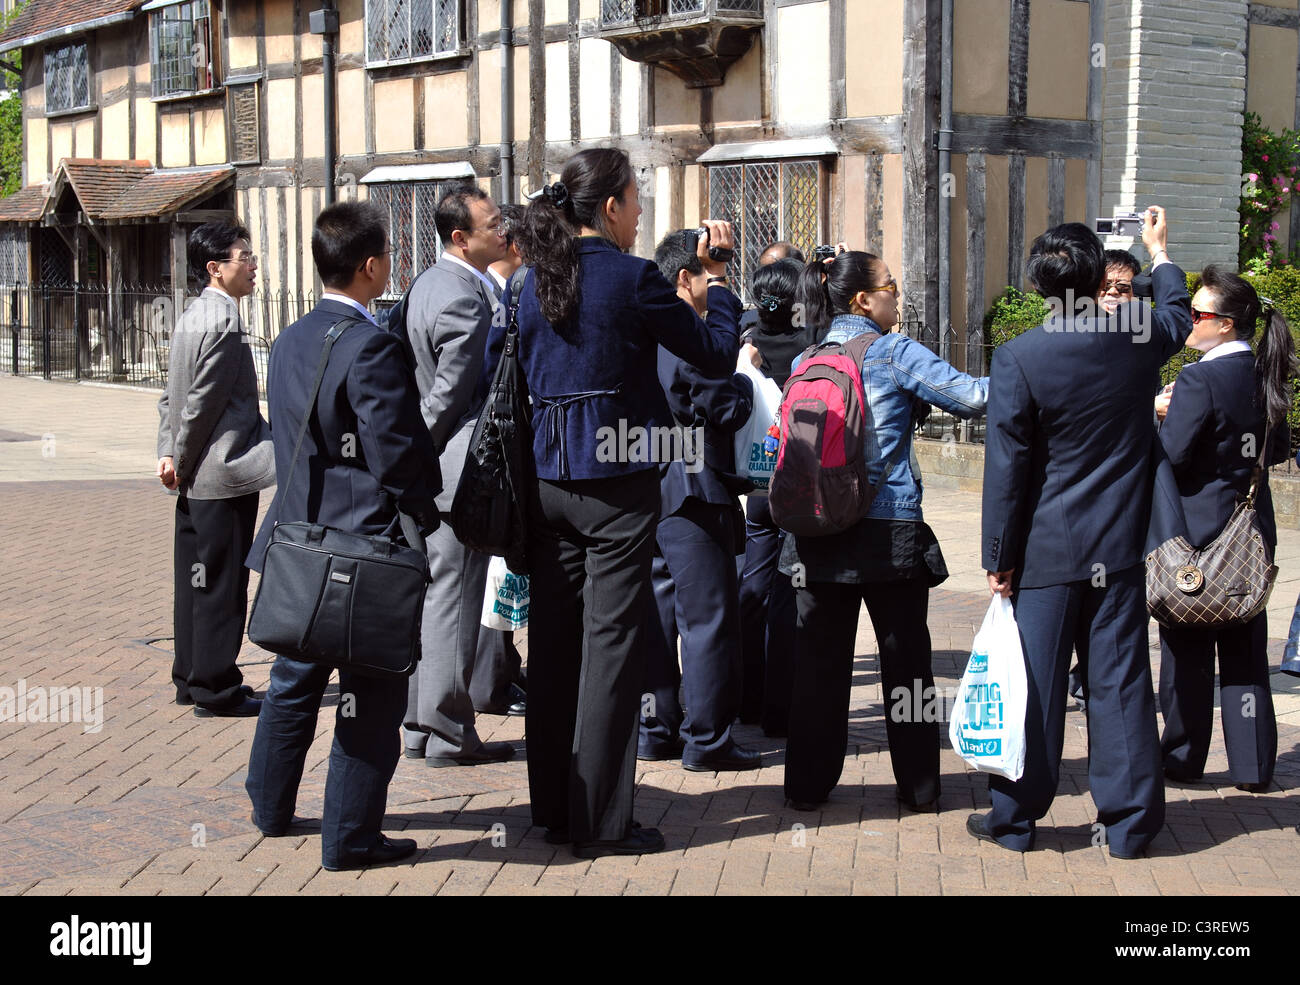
[0,377,1296,895]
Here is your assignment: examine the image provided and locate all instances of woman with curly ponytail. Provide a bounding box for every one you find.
[481,147,742,857]
[1155,263,1297,792]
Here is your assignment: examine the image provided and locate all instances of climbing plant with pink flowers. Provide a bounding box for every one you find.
[1240,112,1300,271]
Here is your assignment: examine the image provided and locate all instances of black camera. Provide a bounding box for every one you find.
[811,244,837,263]
[683,227,734,264]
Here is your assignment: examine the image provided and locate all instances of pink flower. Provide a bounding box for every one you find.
[1263,154,1270,162]
[1272,222,1281,230]
[1285,188,1292,194]
[1249,172,1260,181]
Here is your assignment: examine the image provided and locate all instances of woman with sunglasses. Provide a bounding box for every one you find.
[780,252,989,812]
[1153,265,1295,792]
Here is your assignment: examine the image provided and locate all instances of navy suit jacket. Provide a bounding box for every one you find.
[981,262,1192,587]
[247,299,441,571]
[657,346,754,517]
[1159,350,1287,552]
[482,237,740,481]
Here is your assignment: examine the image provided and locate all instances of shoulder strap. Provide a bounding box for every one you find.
[279,319,359,505]
[1246,422,1273,508]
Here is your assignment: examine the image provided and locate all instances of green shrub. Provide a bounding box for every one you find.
[982,286,1049,348]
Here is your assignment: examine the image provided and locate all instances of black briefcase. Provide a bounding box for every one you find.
[247,320,429,679]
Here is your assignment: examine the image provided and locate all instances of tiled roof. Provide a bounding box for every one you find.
[99,166,234,220]
[0,187,49,223]
[0,161,234,224]
[0,1,143,54]
[56,159,153,218]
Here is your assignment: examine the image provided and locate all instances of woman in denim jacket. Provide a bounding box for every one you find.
[780,251,988,812]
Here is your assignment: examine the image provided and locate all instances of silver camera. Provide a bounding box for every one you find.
[1095,212,1145,237]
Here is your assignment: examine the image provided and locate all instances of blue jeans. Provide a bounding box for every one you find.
[246,655,407,866]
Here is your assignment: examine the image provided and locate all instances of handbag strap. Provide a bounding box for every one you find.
[279,318,427,553]
[1245,422,1273,509]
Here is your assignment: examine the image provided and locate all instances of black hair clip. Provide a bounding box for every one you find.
[758,293,782,312]
[545,181,570,209]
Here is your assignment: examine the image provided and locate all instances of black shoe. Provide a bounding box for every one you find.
[572,825,665,859]
[251,812,322,837]
[425,741,515,767]
[682,743,761,772]
[544,827,571,845]
[966,812,1020,851]
[1108,845,1145,860]
[194,695,262,718]
[178,684,254,706]
[322,836,418,871]
[899,795,939,814]
[637,737,685,762]
[786,798,823,812]
[403,746,426,760]
[1235,781,1270,793]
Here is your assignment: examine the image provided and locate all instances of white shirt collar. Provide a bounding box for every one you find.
[321,292,378,326]
[1200,339,1252,362]
[442,252,499,298]
[201,285,237,306]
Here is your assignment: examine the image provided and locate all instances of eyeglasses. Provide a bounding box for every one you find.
[1191,308,1230,324]
[225,252,257,267]
[864,279,898,297]
[1103,281,1133,295]
[474,220,505,235]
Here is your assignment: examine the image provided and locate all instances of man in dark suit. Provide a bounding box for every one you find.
[401,182,515,767]
[638,231,762,771]
[971,208,1191,859]
[245,201,441,871]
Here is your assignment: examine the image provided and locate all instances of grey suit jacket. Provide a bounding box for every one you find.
[157,288,275,500]
[406,255,499,511]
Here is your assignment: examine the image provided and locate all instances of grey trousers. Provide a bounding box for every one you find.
[403,515,491,757]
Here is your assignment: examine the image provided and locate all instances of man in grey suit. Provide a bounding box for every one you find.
[402,182,514,766]
[156,221,274,717]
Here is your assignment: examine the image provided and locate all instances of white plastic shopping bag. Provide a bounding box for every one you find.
[948,595,1027,781]
[481,556,530,631]
[732,361,785,489]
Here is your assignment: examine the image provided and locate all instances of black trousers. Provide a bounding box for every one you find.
[1160,612,1277,786]
[173,491,259,708]
[987,566,1164,855]
[640,498,742,759]
[737,494,796,734]
[785,577,938,806]
[470,630,525,713]
[525,470,659,842]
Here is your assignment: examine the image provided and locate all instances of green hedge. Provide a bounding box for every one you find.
[983,268,1300,452]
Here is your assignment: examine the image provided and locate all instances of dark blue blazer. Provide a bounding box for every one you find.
[981,262,1192,587]
[481,237,741,481]
[247,299,441,571]
[657,346,754,517]
[1159,350,1286,552]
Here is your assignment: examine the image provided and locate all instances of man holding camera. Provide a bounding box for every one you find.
[973,207,1190,859]
[638,229,764,772]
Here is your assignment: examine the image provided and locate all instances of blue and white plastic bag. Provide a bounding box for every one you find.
[732,361,785,490]
[948,595,1027,781]
[481,556,530,631]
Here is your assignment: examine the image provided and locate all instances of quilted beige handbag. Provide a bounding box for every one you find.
[1145,432,1278,628]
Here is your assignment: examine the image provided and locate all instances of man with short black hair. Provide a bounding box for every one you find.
[157,220,274,718]
[402,182,515,766]
[245,200,440,870]
[637,230,762,772]
[973,210,1190,859]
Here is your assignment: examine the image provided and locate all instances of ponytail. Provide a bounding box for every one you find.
[795,260,833,337]
[516,148,636,331]
[793,250,891,338]
[1255,300,1297,428]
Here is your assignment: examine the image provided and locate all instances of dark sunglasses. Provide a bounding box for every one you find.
[1191,308,1230,324]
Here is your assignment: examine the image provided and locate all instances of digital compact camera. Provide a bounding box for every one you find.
[683,227,734,264]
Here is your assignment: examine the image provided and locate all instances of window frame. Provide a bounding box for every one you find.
[704,157,825,291]
[364,0,465,70]
[149,0,221,101]
[43,40,92,116]
[367,180,449,300]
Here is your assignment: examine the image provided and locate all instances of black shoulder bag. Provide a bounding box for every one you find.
[247,320,430,678]
[449,267,534,574]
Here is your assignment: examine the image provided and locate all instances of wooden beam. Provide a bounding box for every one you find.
[829,0,846,120]
[176,209,237,224]
[901,0,941,333]
[951,113,1099,159]
[1008,151,1026,290]
[569,0,580,141]
[966,151,987,375]
[762,0,778,124]
[1085,0,1104,225]
[528,0,546,187]
[1008,0,1031,118]
[1250,4,1299,29]
[1048,154,1066,227]
[1292,17,1300,257]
